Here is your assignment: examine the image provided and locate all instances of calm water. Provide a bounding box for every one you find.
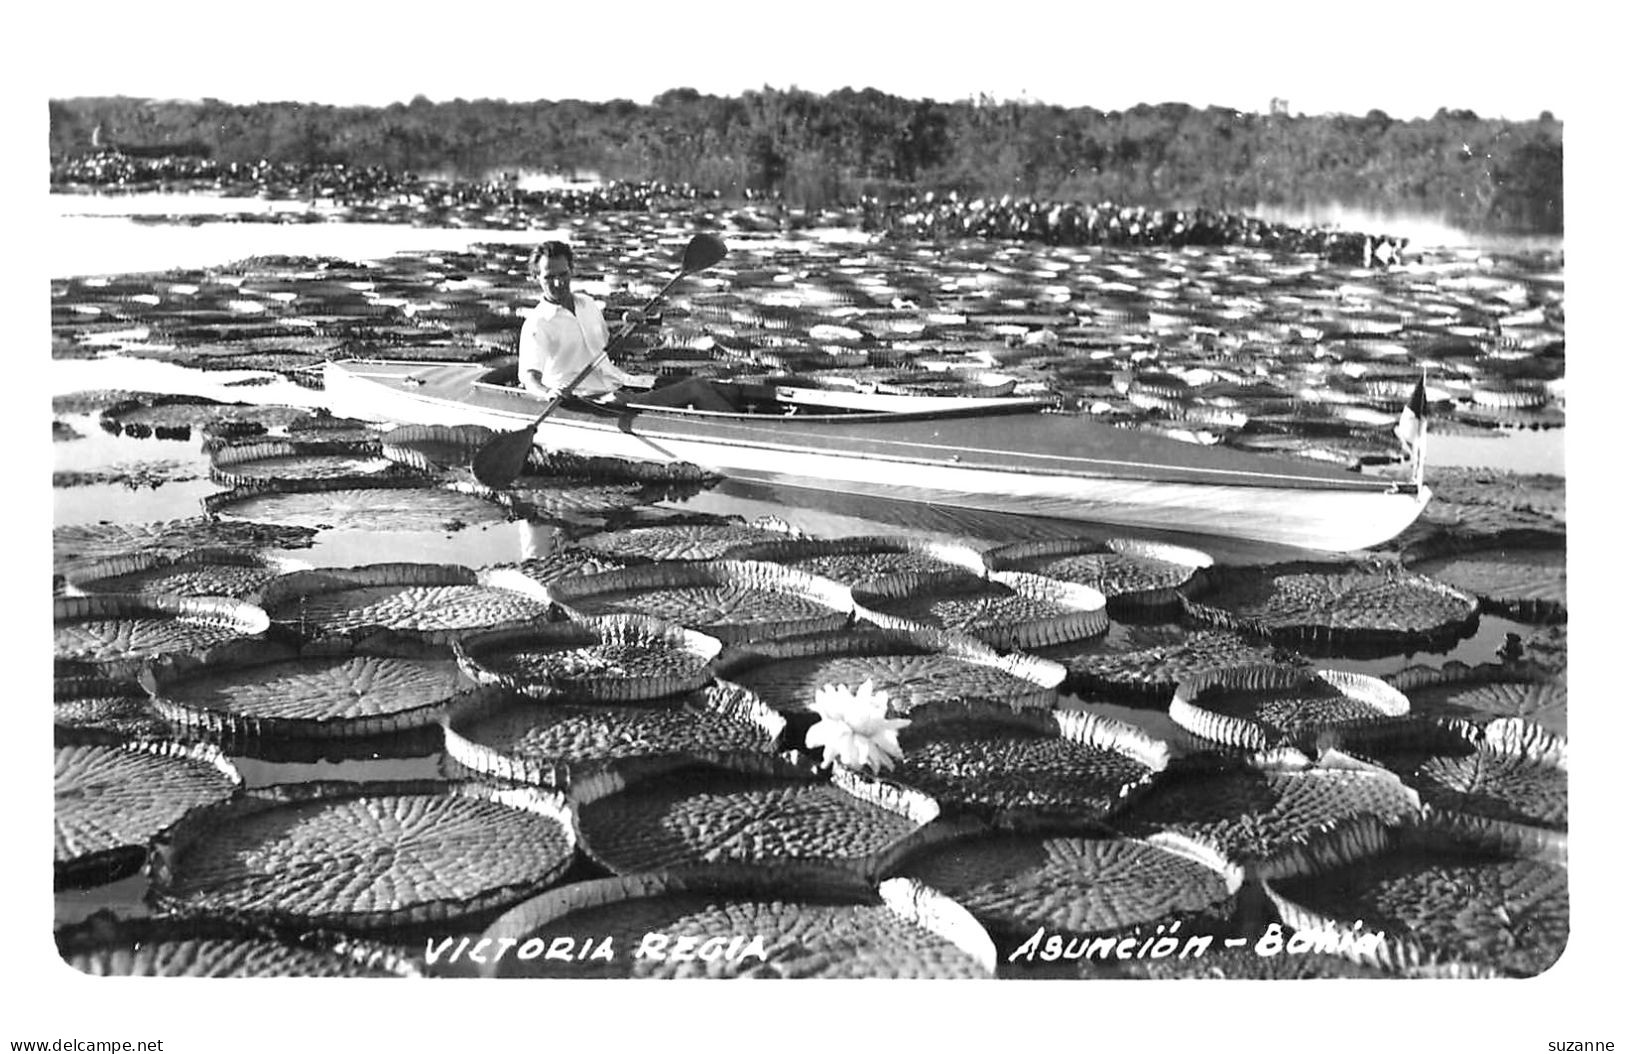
[48,193,1567,933]
[47,192,547,278]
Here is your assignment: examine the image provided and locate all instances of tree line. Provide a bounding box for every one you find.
[47,88,1563,234]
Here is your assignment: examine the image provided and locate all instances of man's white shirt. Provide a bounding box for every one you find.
[517,293,633,398]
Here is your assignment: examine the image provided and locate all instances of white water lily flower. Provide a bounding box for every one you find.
[805,679,910,773]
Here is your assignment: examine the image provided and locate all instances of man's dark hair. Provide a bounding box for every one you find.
[529,240,574,273]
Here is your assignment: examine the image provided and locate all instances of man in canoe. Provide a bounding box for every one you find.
[519,240,734,411]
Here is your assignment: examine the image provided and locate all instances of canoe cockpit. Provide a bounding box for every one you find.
[469,362,1057,422]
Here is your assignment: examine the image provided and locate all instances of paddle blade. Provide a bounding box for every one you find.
[680,233,728,276]
[471,423,540,489]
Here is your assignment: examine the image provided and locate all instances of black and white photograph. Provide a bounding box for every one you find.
[15,1,1608,1049]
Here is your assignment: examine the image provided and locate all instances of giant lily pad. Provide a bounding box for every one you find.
[1405,467,1566,543]
[254,564,550,643]
[55,677,171,739]
[1115,761,1421,880]
[573,520,801,563]
[527,448,719,484]
[722,534,988,589]
[545,560,854,644]
[453,615,722,702]
[148,780,575,931]
[141,638,478,740]
[1321,718,1566,833]
[63,548,311,599]
[1264,834,1566,977]
[893,832,1240,969]
[54,594,269,680]
[1406,543,1566,623]
[208,438,399,487]
[572,760,935,880]
[53,518,319,574]
[508,477,654,521]
[1036,624,1310,700]
[713,625,1064,721]
[475,871,994,978]
[1181,563,1479,655]
[1170,665,1410,751]
[442,683,784,788]
[1425,468,1565,523]
[55,732,241,888]
[58,913,421,977]
[481,548,634,589]
[1389,663,1566,737]
[862,709,1170,826]
[982,537,1212,611]
[855,569,1108,650]
[379,423,495,472]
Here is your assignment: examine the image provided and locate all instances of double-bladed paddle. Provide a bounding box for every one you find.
[471,233,728,489]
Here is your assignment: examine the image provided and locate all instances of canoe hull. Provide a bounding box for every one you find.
[714,462,1428,555]
[324,360,1429,552]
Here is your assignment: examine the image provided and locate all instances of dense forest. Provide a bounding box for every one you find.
[47,89,1563,234]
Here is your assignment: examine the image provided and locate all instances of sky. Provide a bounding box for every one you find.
[22,0,1590,121]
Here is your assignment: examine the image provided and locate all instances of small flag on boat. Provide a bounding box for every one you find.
[1394,378,1428,457]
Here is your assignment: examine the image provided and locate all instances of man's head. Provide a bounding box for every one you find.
[530,241,575,304]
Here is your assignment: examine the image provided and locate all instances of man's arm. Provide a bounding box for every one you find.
[579,298,654,390]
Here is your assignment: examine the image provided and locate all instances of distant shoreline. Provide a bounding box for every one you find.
[49,92,1563,238]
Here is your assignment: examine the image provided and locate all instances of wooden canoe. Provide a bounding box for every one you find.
[322,360,1430,552]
